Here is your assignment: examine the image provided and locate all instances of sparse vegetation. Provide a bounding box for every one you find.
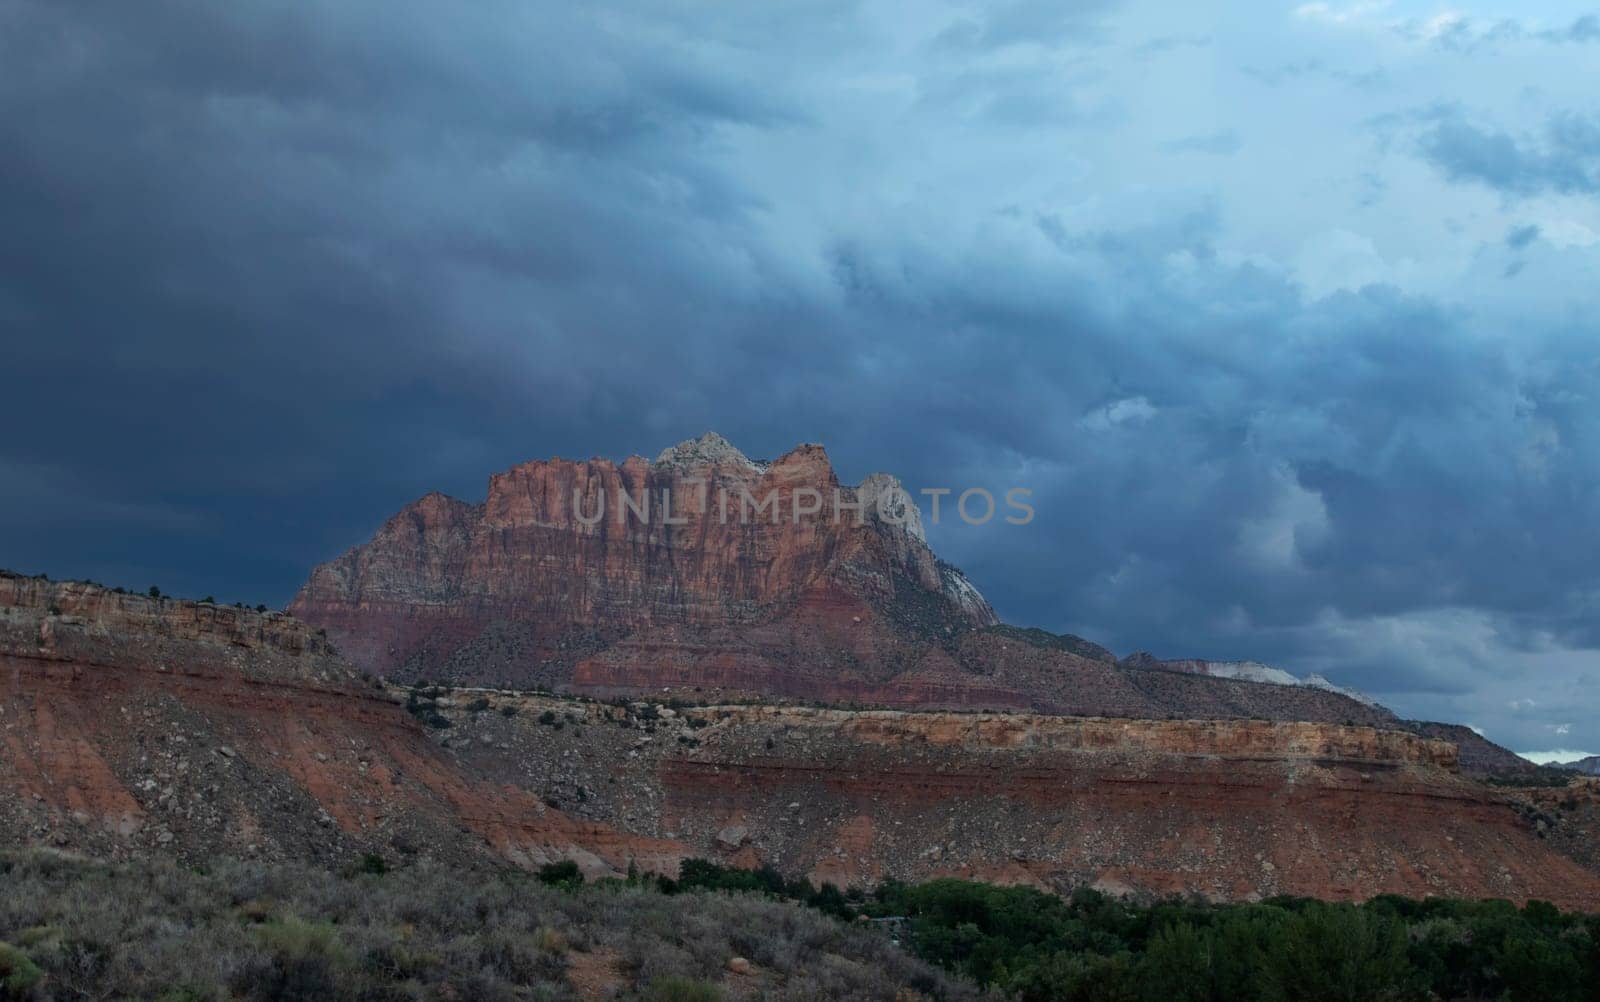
[651,860,1600,1002]
[1485,767,1578,788]
[0,850,973,1000]
[403,690,453,729]
[861,880,1600,1002]
[0,941,43,998]
[537,860,584,888]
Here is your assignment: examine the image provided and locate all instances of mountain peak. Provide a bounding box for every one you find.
[653,431,760,471]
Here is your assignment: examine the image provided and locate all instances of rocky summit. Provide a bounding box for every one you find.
[292,435,1399,725]
[8,434,1600,911]
[289,434,997,696]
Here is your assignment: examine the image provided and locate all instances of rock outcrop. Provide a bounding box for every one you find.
[8,571,1600,909]
[289,435,1400,729]
[428,690,1600,910]
[290,434,997,694]
[1120,652,1383,709]
[0,573,685,877]
[1564,755,1600,775]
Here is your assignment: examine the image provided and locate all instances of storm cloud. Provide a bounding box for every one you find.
[3,0,1598,757]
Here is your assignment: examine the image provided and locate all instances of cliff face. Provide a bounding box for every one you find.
[431,692,1600,910]
[0,574,685,877]
[290,434,998,691]
[288,435,1396,729]
[1,573,342,682]
[8,573,1600,909]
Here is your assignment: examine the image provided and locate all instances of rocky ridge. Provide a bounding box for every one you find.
[1119,651,1382,708]
[289,434,997,692]
[0,573,683,876]
[290,435,1404,733]
[6,573,1600,908]
[422,687,1600,908]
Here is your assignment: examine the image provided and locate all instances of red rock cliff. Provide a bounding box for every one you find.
[290,434,998,687]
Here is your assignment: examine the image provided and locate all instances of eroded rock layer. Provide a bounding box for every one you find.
[0,573,685,877]
[289,435,998,695]
[288,435,1405,731]
[6,574,1598,908]
[428,691,1600,910]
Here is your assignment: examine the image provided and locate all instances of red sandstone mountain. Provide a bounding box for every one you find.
[290,435,1404,726]
[291,435,994,683]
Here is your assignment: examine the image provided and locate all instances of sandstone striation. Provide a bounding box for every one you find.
[428,690,1600,910]
[6,573,1600,909]
[289,434,998,695]
[289,435,1403,730]
[0,573,685,878]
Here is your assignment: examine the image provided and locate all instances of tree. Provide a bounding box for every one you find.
[1260,904,1423,1002]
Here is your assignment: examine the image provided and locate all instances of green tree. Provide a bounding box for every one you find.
[1260,904,1423,1002]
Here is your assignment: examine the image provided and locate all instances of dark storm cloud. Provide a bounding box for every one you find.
[3,0,1599,753]
[1505,224,1542,248]
[1417,109,1600,196]
[1414,13,1600,50]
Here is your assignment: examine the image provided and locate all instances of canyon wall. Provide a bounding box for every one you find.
[5,574,1598,908]
[0,573,685,877]
[428,690,1600,910]
[288,434,1403,734]
[289,434,997,691]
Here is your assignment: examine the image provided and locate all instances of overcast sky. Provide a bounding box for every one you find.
[3,0,1598,758]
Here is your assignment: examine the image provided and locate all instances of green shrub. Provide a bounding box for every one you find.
[1007,950,1139,1002]
[537,860,583,888]
[233,917,348,1001]
[643,975,722,1002]
[0,942,43,999]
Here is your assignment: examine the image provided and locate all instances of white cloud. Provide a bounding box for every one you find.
[1518,749,1598,765]
[1080,396,1157,431]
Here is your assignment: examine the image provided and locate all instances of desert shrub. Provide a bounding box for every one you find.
[0,943,42,999]
[403,691,452,729]
[471,927,567,984]
[232,917,348,1001]
[643,975,723,1001]
[537,860,584,888]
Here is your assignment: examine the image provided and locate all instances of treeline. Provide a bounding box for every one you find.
[661,860,1600,1002]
